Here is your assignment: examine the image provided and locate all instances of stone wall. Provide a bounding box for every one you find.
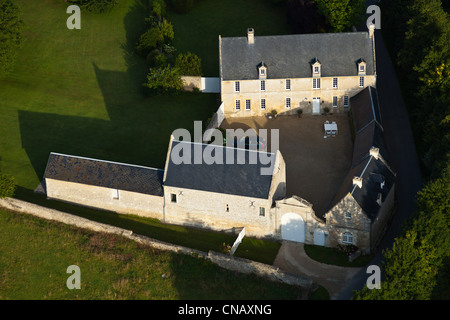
[0,197,313,290]
[163,186,275,238]
[181,76,202,92]
[324,194,371,252]
[221,76,377,117]
[45,178,164,219]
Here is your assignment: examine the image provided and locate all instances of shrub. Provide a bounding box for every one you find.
[143,65,183,94]
[175,52,202,76]
[0,173,15,198]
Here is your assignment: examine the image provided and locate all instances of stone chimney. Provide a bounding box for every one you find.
[353,176,363,188]
[368,23,375,39]
[247,28,254,44]
[369,147,380,159]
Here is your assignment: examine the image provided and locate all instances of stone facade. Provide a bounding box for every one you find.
[162,149,286,238]
[324,194,371,252]
[45,178,164,219]
[220,75,376,117]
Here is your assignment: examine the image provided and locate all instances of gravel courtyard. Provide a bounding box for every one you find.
[221,114,353,218]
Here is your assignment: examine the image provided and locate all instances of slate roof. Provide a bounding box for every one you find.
[352,121,388,166]
[350,86,383,133]
[164,140,276,199]
[326,86,395,221]
[220,32,375,81]
[44,153,164,196]
[328,156,396,222]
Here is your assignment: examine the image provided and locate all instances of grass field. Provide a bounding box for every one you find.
[0,208,303,299]
[0,0,290,193]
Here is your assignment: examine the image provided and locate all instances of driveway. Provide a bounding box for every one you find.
[273,241,362,299]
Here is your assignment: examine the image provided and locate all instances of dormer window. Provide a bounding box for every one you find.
[258,61,267,79]
[357,58,366,75]
[311,57,321,77]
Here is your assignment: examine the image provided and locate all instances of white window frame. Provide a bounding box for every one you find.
[342,232,354,244]
[332,96,338,108]
[313,78,321,89]
[285,79,291,90]
[344,96,349,107]
[260,80,265,91]
[314,66,319,74]
[359,76,364,88]
[235,100,240,110]
[245,99,251,110]
[332,77,338,89]
[234,81,240,92]
[259,207,265,217]
[285,98,291,109]
[359,65,365,73]
[112,189,120,200]
[260,98,266,110]
[260,68,265,76]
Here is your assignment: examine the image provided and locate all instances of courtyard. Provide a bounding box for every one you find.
[221,113,353,218]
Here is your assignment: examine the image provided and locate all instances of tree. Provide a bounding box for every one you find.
[136,19,174,57]
[353,231,439,300]
[143,65,183,94]
[0,172,15,198]
[313,0,365,32]
[175,52,202,76]
[0,0,23,75]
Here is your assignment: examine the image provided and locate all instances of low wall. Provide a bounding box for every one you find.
[0,197,313,289]
[208,251,313,288]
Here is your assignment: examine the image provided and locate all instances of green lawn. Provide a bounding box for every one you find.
[0,208,302,299]
[0,0,290,193]
[0,0,218,191]
[304,244,373,267]
[16,189,282,265]
[0,0,290,277]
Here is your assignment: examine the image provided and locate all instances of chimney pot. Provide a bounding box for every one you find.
[353,176,363,188]
[247,28,254,44]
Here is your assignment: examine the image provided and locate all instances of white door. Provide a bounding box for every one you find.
[313,229,326,246]
[313,97,321,114]
[281,213,305,243]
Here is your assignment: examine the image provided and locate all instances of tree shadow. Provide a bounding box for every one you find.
[18,1,217,186]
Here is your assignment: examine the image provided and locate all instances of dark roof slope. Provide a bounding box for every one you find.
[351,157,396,221]
[220,32,375,80]
[164,141,276,199]
[44,153,164,196]
[327,156,395,221]
[350,86,383,133]
[352,121,388,166]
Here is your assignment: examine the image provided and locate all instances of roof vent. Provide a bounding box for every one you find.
[247,28,254,44]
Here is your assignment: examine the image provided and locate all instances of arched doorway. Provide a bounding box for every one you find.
[281,213,305,243]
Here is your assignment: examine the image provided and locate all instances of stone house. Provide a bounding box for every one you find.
[42,29,394,255]
[324,87,396,254]
[43,152,164,218]
[219,26,376,117]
